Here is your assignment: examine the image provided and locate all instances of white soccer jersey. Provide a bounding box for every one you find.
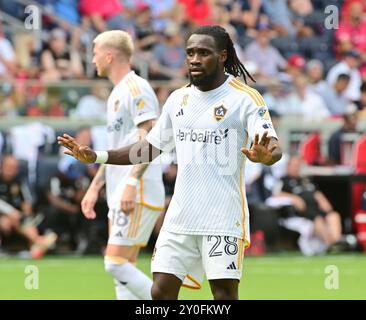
[106,71,165,210]
[146,75,278,247]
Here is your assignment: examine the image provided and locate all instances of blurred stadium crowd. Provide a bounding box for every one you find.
[0,0,366,257]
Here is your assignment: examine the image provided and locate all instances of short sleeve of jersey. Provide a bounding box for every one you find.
[129,88,159,127]
[146,94,175,153]
[242,95,278,143]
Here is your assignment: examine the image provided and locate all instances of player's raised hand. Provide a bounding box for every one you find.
[57,134,97,163]
[241,131,277,165]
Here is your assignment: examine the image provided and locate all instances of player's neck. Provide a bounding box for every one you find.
[108,63,131,86]
[196,73,228,92]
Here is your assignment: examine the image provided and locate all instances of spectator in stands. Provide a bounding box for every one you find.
[275,155,343,252]
[0,155,57,258]
[45,128,95,252]
[315,73,351,116]
[336,0,366,58]
[150,23,186,81]
[228,0,267,37]
[143,0,179,32]
[13,32,40,79]
[72,82,109,120]
[178,0,213,26]
[262,79,287,116]
[285,54,306,81]
[52,0,81,26]
[0,20,16,79]
[133,3,159,75]
[279,75,330,120]
[211,4,245,62]
[326,50,362,102]
[244,25,287,79]
[307,59,327,92]
[360,82,366,110]
[288,0,316,38]
[40,28,84,81]
[78,0,126,32]
[133,3,157,52]
[261,0,295,37]
[328,103,359,165]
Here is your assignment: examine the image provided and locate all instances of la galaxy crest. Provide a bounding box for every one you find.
[214,104,227,122]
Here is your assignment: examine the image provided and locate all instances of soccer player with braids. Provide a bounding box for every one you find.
[59,26,282,300]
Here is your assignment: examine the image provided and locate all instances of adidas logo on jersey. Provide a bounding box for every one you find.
[176,128,229,145]
[176,108,184,117]
[114,231,123,237]
[227,262,237,270]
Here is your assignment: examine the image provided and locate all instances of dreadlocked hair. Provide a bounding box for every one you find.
[192,25,255,84]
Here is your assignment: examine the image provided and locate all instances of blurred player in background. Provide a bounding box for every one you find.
[80,30,165,300]
[0,155,57,258]
[58,26,282,300]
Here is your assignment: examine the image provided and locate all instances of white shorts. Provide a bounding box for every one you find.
[107,203,161,247]
[151,230,246,289]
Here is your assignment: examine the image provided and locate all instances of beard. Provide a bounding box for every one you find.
[189,63,220,88]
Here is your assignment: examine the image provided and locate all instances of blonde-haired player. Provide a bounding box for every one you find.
[81,30,165,300]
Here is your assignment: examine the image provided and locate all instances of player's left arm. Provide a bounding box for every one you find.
[121,119,154,214]
[241,131,282,166]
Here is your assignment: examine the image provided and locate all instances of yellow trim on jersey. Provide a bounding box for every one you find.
[126,78,141,97]
[130,204,142,238]
[239,161,246,243]
[237,239,245,269]
[181,274,202,290]
[132,242,148,248]
[232,78,266,106]
[180,83,190,89]
[126,80,138,97]
[237,239,241,269]
[240,135,249,247]
[140,202,165,211]
[229,81,261,106]
[139,178,165,211]
[133,205,143,237]
[229,79,265,106]
[127,205,138,238]
[104,255,128,264]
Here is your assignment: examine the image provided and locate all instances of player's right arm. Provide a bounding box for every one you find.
[58,91,175,165]
[57,134,161,165]
[81,164,106,219]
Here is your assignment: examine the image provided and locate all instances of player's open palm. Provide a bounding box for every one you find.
[81,189,98,219]
[57,134,96,163]
[241,131,277,165]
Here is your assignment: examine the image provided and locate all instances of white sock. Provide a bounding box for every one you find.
[114,279,139,300]
[105,259,152,300]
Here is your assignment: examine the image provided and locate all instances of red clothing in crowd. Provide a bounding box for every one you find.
[178,0,213,26]
[336,19,366,54]
[79,0,123,20]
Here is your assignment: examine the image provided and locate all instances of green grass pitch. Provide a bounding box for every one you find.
[1,253,365,300]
